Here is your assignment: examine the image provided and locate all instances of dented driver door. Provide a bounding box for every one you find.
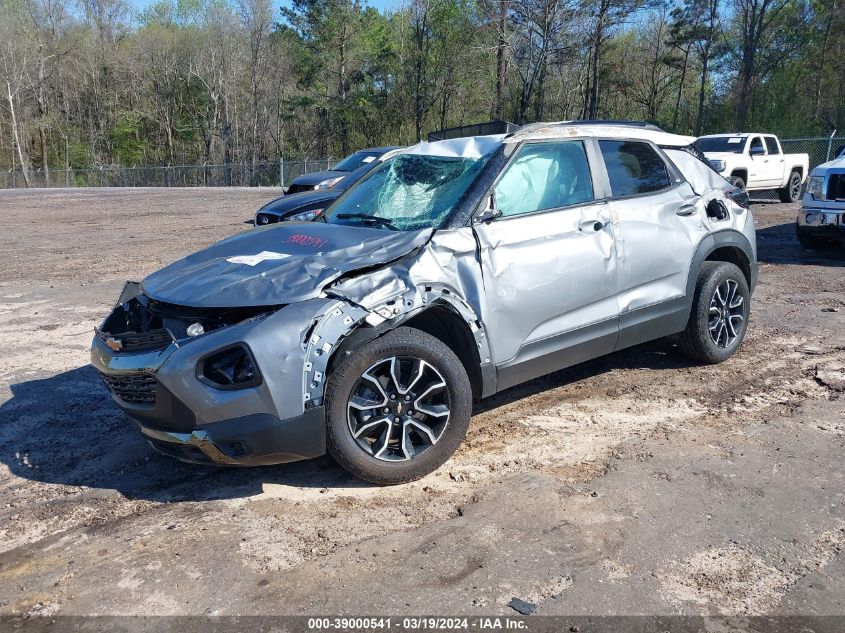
[472,140,619,391]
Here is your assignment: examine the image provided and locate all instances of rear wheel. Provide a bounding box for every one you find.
[678,262,750,364]
[325,327,472,484]
[777,171,802,203]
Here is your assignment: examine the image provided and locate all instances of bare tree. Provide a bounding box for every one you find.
[732,0,790,129]
[0,0,33,185]
[236,0,274,172]
[508,0,575,123]
[583,0,643,120]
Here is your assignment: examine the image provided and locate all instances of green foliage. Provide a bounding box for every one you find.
[109,114,149,166]
[1,0,842,172]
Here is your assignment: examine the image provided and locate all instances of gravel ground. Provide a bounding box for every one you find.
[0,187,843,619]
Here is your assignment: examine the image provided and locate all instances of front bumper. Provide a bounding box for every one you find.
[137,408,325,466]
[91,298,337,466]
[797,206,845,237]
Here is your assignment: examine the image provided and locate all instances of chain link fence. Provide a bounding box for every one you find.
[780,136,843,170]
[0,136,842,190]
[0,158,334,189]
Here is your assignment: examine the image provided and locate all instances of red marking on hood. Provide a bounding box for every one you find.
[284,234,328,248]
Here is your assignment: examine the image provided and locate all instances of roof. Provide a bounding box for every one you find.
[697,133,773,138]
[399,121,696,159]
[506,121,695,147]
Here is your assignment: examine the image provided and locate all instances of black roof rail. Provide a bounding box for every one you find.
[560,119,666,132]
[427,120,521,142]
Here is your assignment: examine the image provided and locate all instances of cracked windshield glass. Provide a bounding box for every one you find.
[321,152,490,230]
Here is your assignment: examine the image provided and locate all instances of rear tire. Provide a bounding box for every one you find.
[796,224,841,251]
[777,171,802,203]
[325,327,472,485]
[678,262,750,364]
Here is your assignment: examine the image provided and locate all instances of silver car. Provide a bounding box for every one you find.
[92,122,758,484]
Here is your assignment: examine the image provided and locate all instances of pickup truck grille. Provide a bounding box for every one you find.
[827,174,845,201]
[99,372,158,405]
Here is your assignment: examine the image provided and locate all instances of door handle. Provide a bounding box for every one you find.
[676,204,696,216]
[579,219,607,232]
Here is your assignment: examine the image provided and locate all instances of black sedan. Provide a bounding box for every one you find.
[285,146,399,195]
[255,159,384,225]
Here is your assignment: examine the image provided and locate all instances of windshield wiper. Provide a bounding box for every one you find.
[335,213,399,230]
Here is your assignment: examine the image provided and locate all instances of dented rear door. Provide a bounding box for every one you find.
[597,139,710,348]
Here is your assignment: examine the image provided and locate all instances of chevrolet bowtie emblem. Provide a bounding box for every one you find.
[105,337,123,352]
[397,402,404,415]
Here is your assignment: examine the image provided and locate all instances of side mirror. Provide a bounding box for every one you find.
[475,194,502,224]
[749,145,765,156]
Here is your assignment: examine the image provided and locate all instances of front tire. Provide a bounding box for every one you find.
[678,262,750,364]
[777,171,802,203]
[325,327,472,485]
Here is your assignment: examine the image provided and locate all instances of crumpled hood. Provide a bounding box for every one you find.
[141,222,433,308]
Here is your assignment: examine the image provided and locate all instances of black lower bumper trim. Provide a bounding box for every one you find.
[138,407,326,466]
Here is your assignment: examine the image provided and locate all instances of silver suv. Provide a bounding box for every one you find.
[92,122,758,484]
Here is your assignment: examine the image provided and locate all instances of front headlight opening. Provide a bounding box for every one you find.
[316,176,343,190]
[710,159,726,172]
[198,345,261,389]
[806,176,825,200]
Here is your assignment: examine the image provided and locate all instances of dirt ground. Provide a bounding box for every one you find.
[0,187,843,620]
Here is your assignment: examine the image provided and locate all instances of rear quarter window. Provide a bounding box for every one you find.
[599,140,672,197]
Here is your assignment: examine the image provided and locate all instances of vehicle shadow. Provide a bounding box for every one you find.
[756,221,844,266]
[1,340,693,501]
[474,337,691,415]
[0,365,368,503]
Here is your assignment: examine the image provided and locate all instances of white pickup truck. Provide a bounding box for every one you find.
[696,133,809,202]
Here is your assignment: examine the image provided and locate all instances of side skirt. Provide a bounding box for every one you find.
[615,295,690,352]
[495,319,618,392]
[492,295,691,394]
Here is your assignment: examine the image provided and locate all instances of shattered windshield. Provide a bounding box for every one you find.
[321,153,488,231]
[695,137,746,154]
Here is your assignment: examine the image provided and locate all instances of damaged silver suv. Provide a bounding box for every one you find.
[92,122,757,484]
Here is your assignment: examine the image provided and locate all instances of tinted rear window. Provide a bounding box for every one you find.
[765,137,780,154]
[599,140,671,197]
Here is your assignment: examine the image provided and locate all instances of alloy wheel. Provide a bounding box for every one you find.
[708,279,745,348]
[790,173,801,201]
[346,356,450,462]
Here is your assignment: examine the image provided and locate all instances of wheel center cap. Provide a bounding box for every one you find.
[396,402,404,415]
